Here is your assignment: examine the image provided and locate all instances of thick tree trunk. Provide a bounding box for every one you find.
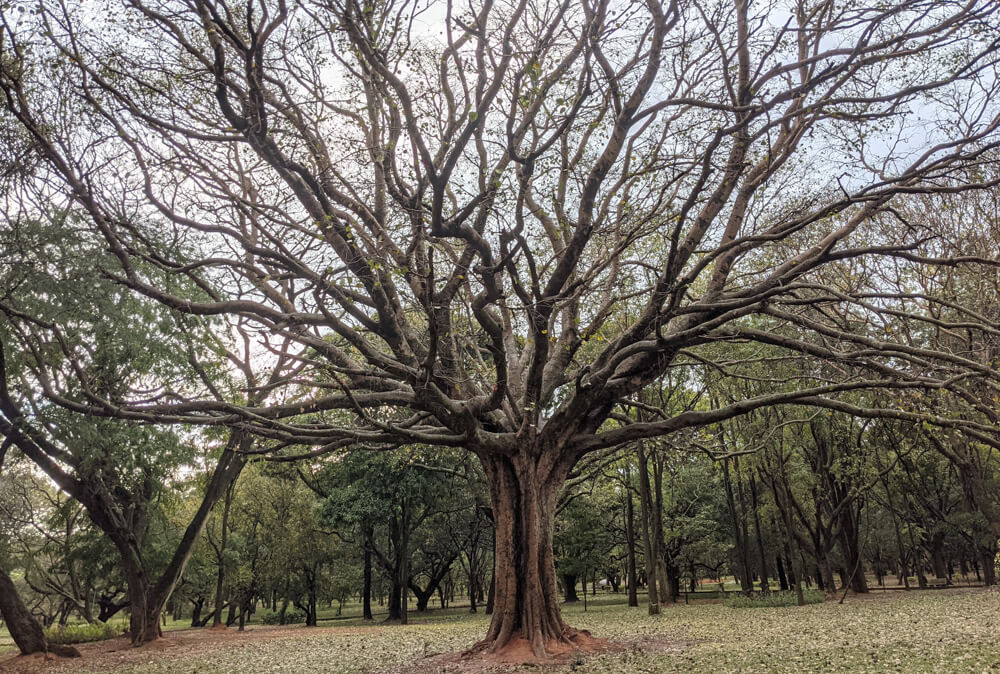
[0,567,79,658]
[413,587,432,612]
[819,555,837,593]
[386,580,402,621]
[979,546,997,586]
[561,574,579,602]
[121,553,163,645]
[470,452,586,659]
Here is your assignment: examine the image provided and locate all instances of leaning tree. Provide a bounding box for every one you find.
[2,0,1000,658]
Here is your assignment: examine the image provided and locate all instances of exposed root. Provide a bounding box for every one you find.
[462,628,618,665]
[45,644,81,659]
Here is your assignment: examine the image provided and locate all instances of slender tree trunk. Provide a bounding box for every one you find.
[624,464,639,607]
[776,555,789,591]
[722,458,753,595]
[399,500,409,626]
[212,479,235,628]
[750,477,770,593]
[651,456,674,604]
[485,563,495,615]
[362,528,373,620]
[636,445,660,614]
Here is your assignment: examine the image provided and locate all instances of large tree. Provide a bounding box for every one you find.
[2,0,1000,659]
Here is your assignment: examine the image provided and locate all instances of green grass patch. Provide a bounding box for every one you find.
[723,589,825,608]
[45,621,120,645]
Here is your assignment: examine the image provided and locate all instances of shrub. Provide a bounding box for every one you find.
[45,621,120,645]
[260,609,306,625]
[724,589,825,609]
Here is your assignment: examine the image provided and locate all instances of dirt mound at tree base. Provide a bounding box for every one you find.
[391,630,685,672]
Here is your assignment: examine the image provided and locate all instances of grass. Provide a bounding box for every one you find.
[44,587,993,673]
[44,621,120,645]
[723,588,825,608]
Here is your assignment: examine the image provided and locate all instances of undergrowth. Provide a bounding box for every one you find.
[45,621,120,645]
[723,589,825,608]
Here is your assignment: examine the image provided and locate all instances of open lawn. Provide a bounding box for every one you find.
[2,588,998,673]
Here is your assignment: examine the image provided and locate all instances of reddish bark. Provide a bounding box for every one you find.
[468,452,599,660]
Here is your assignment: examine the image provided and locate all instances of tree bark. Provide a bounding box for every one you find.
[750,477,770,593]
[561,574,579,602]
[386,580,402,621]
[722,458,753,595]
[651,456,674,604]
[362,528,373,620]
[979,547,997,586]
[775,555,789,591]
[484,564,495,615]
[624,471,639,607]
[636,445,660,614]
[469,452,584,658]
[211,479,236,628]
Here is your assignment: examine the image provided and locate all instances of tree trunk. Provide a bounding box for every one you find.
[307,588,318,627]
[470,452,584,658]
[561,574,579,602]
[120,548,163,645]
[190,597,204,627]
[776,555,789,591]
[0,567,79,658]
[651,456,674,605]
[399,500,409,626]
[819,555,836,593]
[624,464,639,607]
[386,580,402,621]
[979,546,997,586]
[484,564,495,615]
[413,587,432,612]
[750,477,770,593]
[97,596,128,623]
[212,479,235,628]
[362,531,374,620]
[722,458,753,595]
[636,446,660,614]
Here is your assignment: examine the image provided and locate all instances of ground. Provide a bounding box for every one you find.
[2,588,999,673]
